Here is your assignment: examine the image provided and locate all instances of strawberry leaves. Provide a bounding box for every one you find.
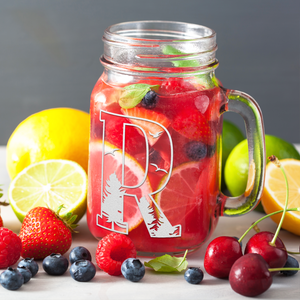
[144,250,188,272]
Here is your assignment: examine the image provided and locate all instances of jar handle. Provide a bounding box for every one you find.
[219,89,266,216]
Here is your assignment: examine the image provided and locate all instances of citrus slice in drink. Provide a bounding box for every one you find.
[8,159,88,223]
[88,141,152,233]
[261,159,300,236]
[154,159,216,243]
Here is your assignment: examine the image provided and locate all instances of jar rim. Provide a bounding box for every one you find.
[104,20,216,44]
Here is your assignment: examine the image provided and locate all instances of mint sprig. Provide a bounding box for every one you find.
[144,250,188,272]
[119,83,159,109]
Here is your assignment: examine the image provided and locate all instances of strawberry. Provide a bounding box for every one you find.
[0,216,2,228]
[121,106,171,146]
[19,205,77,260]
[172,109,216,145]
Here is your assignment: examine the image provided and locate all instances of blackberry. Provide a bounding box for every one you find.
[141,90,159,109]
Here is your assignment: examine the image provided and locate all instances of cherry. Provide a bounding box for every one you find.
[229,253,273,297]
[244,231,288,270]
[204,236,243,279]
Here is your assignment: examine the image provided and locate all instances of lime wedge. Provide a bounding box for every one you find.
[8,159,87,223]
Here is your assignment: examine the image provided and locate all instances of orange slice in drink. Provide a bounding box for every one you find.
[154,160,216,241]
[88,141,152,233]
[261,159,300,236]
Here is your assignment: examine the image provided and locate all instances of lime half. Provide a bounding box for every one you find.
[8,159,87,223]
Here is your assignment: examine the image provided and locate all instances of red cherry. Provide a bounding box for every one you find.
[204,236,243,279]
[229,253,272,297]
[244,231,288,270]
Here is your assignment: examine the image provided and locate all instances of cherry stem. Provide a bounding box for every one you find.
[268,156,289,246]
[238,207,300,243]
[269,267,300,272]
[287,251,300,255]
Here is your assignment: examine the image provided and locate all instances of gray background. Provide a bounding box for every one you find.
[1,0,299,145]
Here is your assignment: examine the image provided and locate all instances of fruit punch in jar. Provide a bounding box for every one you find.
[87,21,266,256]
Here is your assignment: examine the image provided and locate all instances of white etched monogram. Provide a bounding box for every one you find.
[96,110,182,238]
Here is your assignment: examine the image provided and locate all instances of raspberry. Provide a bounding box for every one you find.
[0,227,22,268]
[96,232,136,276]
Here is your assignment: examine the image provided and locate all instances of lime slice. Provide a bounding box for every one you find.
[8,159,87,223]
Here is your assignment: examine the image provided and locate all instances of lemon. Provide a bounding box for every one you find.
[224,135,300,197]
[261,159,300,236]
[8,159,87,223]
[6,107,89,179]
[221,120,244,190]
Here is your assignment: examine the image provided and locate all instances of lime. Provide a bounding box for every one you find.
[6,108,89,179]
[8,159,88,223]
[224,134,300,197]
[221,120,244,189]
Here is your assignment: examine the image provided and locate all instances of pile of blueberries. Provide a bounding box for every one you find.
[0,246,96,291]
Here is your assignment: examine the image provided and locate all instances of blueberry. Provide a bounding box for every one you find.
[141,90,159,109]
[69,246,92,264]
[233,236,242,248]
[184,267,204,284]
[18,257,39,277]
[280,255,299,276]
[121,258,145,282]
[17,266,32,283]
[185,141,208,161]
[42,253,69,276]
[0,267,24,290]
[70,260,96,282]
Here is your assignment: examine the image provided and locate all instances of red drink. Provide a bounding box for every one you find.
[87,21,265,256]
[87,76,226,255]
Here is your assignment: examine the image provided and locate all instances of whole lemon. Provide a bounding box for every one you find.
[224,134,300,197]
[7,107,89,179]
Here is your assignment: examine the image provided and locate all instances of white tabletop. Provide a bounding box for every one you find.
[0,145,299,300]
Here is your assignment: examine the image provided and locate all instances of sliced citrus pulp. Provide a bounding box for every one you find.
[8,159,88,223]
[88,141,152,233]
[154,160,215,242]
[261,159,300,236]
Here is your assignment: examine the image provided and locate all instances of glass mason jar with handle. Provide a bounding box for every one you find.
[87,21,265,256]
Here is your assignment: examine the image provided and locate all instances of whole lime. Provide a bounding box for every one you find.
[224,134,300,197]
[221,120,244,189]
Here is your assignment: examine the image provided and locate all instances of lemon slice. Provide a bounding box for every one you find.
[261,159,300,236]
[8,159,87,223]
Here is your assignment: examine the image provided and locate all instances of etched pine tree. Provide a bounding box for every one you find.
[102,172,126,224]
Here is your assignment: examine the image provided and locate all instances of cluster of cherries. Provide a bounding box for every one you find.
[203,157,299,297]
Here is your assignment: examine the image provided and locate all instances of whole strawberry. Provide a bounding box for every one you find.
[0,216,3,228]
[0,227,22,268]
[19,205,77,260]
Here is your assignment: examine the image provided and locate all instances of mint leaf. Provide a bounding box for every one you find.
[162,45,200,68]
[144,250,188,272]
[119,84,159,109]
